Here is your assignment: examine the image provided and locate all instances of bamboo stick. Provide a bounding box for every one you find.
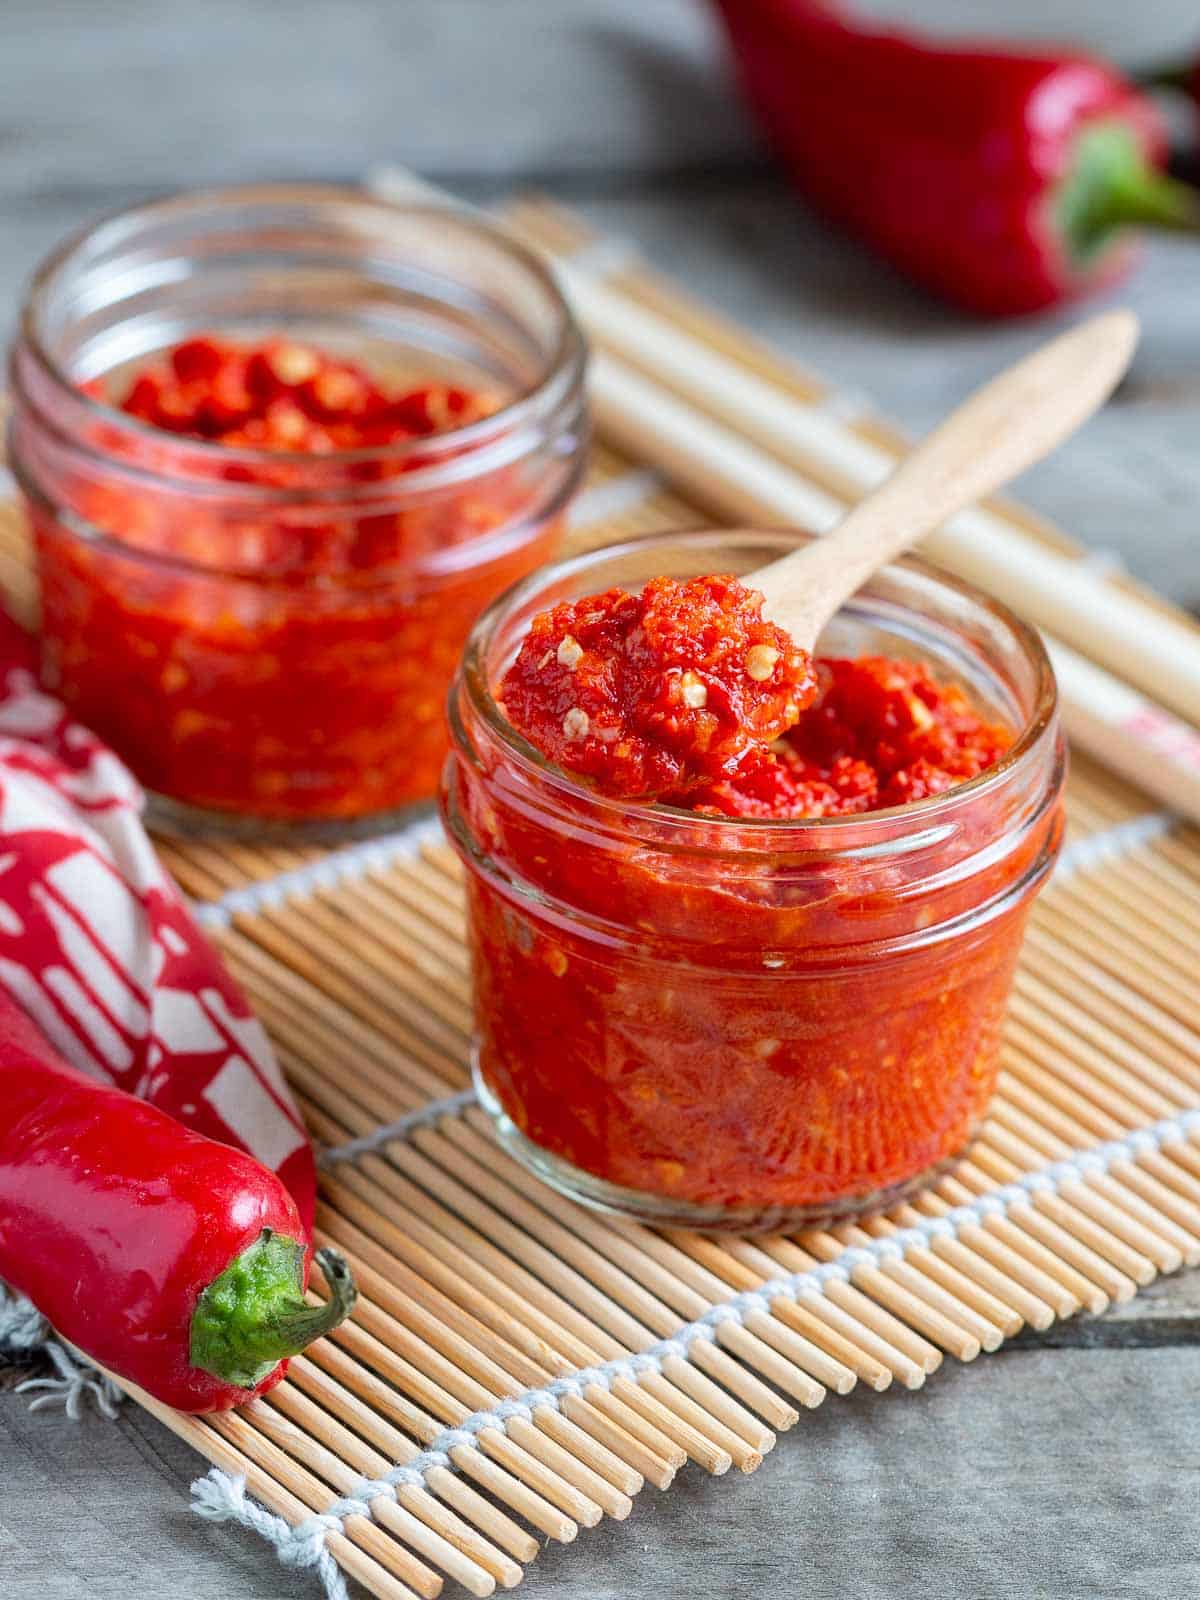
[756,1234,943,1376]
[316,1116,769,1466]
[445,1120,834,1404]
[263,1384,522,1591]
[227,910,471,1063]
[315,1205,648,1512]
[1021,923,1200,1064]
[972,1132,1186,1274]
[802,1230,986,1361]
[541,1201,855,1399]
[112,1373,415,1600]
[314,1116,775,1467]
[993,1098,1200,1250]
[208,1408,443,1597]
[415,1118,817,1423]
[305,1097,756,1480]
[244,1397,498,1597]
[312,1236,615,1528]
[859,1211,1040,1334]
[451,1109,982,1384]
[323,1313,583,1542]
[666,1232,897,1392]
[380,1127,800,1435]
[1005,1024,1181,1127]
[318,1169,660,1489]
[1052,879,1200,993]
[299,1336,578,1545]
[965,1150,1157,1288]
[246,902,473,1045]
[341,875,472,975]
[911,1188,1083,1322]
[286,1355,540,1565]
[935,1168,1132,1309]
[1014,967,1200,1092]
[1030,903,1200,1027]
[317,1191,704,1488]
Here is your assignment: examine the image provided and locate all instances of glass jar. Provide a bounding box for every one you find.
[443,530,1065,1232]
[8,184,587,837]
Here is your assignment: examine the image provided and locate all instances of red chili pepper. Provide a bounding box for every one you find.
[709,0,1200,316]
[0,993,355,1412]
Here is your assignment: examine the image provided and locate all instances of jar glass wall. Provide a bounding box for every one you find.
[8,185,587,835]
[443,531,1065,1232]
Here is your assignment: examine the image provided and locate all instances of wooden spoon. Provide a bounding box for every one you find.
[751,309,1139,648]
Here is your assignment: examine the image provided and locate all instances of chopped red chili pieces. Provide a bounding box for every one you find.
[501,578,1010,815]
[114,334,497,454]
[687,657,1012,817]
[499,574,818,796]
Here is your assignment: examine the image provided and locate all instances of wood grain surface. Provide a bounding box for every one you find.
[3,3,1200,1598]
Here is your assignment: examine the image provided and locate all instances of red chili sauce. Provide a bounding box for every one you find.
[463,572,1031,1219]
[34,336,560,820]
[500,574,1010,815]
[501,574,818,796]
[115,337,496,456]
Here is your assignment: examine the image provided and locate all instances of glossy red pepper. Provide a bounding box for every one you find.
[0,993,355,1412]
[710,0,1200,316]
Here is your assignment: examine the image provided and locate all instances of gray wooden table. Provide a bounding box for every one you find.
[3,4,1200,1598]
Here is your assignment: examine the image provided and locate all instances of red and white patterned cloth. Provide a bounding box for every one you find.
[0,613,315,1229]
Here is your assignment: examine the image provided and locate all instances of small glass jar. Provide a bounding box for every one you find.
[8,184,587,837]
[443,530,1065,1232]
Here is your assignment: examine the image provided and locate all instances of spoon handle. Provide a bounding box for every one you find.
[754,309,1139,648]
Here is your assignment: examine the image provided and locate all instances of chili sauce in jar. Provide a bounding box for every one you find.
[9,186,587,835]
[443,531,1064,1231]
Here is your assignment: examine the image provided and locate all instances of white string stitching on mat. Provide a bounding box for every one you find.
[318,1088,479,1167]
[0,1281,123,1419]
[208,1101,1200,1599]
[192,1471,350,1600]
[191,814,445,929]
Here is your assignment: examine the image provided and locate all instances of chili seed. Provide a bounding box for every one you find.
[680,671,708,708]
[745,644,780,681]
[556,635,584,669]
[270,344,320,386]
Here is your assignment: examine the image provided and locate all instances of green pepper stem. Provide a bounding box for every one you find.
[1090,166,1200,233]
[1057,120,1200,263]
[190,1232,357,1392]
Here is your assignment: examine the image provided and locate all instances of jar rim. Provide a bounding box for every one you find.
[17,182,588,477]
[456,526,1060,840]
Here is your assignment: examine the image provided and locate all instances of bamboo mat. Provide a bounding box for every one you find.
[3,196,1200,1600]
